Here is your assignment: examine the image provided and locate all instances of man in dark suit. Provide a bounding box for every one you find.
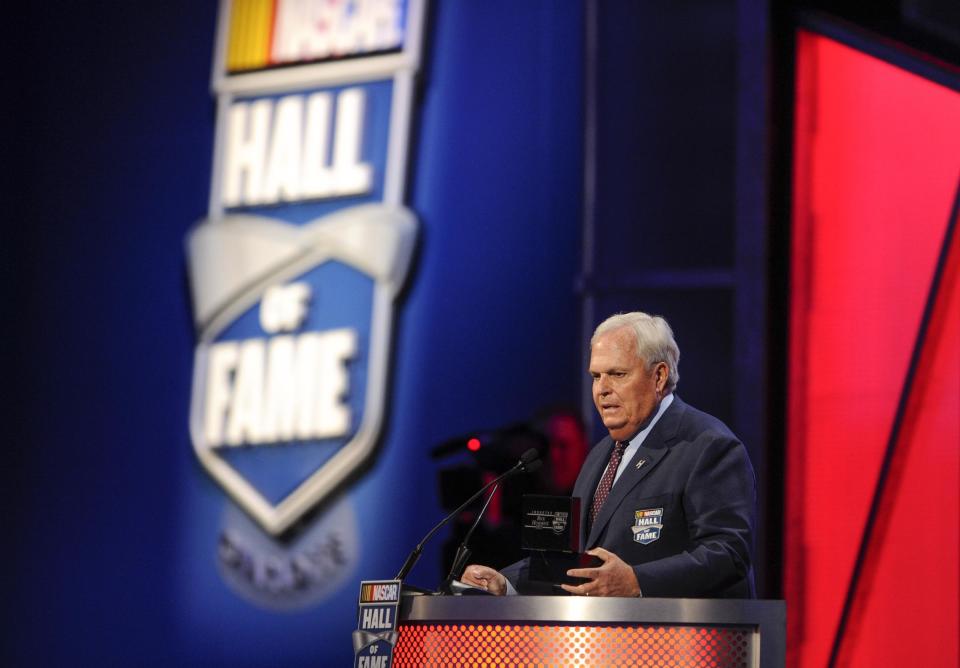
[461,311,756,598]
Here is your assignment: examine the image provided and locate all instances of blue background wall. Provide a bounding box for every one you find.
[7,2,583,664]
[8,1,951,664]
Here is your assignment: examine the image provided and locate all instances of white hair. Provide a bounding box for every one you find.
[591,312,680,392]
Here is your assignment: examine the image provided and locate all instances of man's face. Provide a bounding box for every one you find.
[589,327,666,442]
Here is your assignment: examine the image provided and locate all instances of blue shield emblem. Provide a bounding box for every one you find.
[187,0,425,548]
[187,204,416,535]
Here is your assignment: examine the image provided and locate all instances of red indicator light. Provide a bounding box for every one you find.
[467,438,481,452]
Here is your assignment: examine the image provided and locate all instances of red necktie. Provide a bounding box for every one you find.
[589,441,626,531]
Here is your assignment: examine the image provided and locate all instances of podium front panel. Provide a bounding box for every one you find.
[393,596,785,668]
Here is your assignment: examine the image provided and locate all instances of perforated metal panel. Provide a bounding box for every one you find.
[393,623,752,667]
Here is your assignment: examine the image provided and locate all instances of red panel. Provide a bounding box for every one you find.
[839,214,959,667]
[786,30,960,668]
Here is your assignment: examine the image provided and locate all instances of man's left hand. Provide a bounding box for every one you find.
[560,547,641,597]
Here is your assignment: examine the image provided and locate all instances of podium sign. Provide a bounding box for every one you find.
[352,580,401,668]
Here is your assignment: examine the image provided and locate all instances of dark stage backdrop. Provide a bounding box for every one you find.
[7,2,583,665]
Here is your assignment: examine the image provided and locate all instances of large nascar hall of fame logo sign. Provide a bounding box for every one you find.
[186,0,426,549]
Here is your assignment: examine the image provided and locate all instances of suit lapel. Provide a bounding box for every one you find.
[585,396,687,547]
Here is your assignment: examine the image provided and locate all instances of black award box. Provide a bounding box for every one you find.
[521,495,581,553]
[521,495,599,589]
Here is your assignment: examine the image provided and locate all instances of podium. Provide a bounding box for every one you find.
[392,595,785,667]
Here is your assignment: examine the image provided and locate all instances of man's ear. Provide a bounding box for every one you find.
[655,362,668,392]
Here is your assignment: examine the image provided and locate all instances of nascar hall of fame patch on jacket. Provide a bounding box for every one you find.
[631,507,664,545]
[185,0,427,607]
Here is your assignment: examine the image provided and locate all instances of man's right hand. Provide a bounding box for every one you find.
[460,565,507,595]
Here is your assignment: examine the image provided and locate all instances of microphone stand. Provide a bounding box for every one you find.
[438,483,498,593]
[394,449,540,585]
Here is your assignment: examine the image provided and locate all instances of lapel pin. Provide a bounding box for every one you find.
[636,458,647,469]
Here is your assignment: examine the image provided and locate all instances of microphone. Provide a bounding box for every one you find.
[394,448,541,583]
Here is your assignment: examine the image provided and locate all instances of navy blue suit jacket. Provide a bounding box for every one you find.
[503,395,756,598]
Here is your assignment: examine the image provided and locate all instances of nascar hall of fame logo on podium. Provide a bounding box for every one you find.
[352,580,401,668]
[185,0,427,607]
